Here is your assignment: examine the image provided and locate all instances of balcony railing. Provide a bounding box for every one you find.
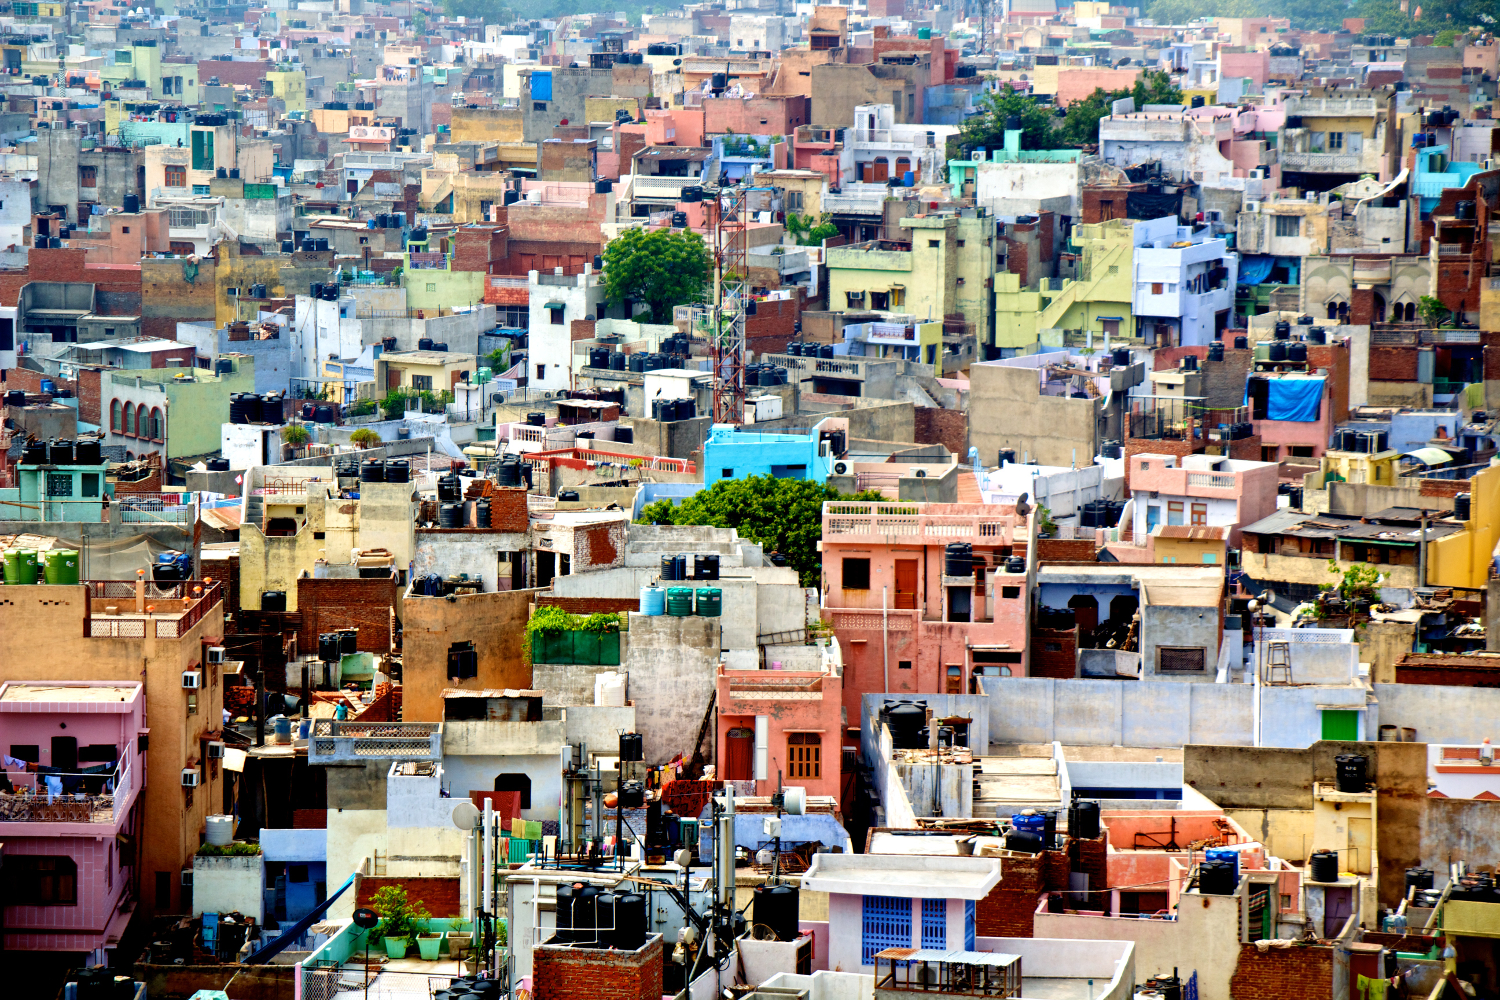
[0,755,133,826]
[309,720,442,763]
[824,503,1015,541]
[1186,472,1237,489]
[1280,150,1367,172]
[632,175,695,199]
[86,579,222,639]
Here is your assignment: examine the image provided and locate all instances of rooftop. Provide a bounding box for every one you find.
[800,852,1002,898]
[0,681,140,703]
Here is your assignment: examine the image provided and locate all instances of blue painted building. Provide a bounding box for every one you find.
[1413,144,1483,216]
[703,422,839,484]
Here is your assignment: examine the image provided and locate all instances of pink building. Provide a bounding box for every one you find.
[1127,453,1279,549]
[1219,50,1270,91]
[0,681,145,965]
[821,501,1030,731]
[715,643,844,801]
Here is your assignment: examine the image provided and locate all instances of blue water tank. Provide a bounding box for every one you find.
[640,586,666,616]
[1011,812,1047,837]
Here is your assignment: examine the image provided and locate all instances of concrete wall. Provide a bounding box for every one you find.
[192,853,266,925]
[988,678,1256,747]
[621,612,722,766]
[402,588,537,722]
[969,360,1099,468]
[1139,605,1220,682]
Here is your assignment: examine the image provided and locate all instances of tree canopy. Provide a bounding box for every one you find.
[602,226,712,324]
[959,85,1061,152]
[637,476,884,588]
[785,213,840,247]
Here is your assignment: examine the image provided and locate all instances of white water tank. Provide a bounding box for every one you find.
[594,670,626,707]
[206,814,235,846]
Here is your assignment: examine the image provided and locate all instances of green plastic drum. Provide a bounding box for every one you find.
[44,549,79,585]
[665,587,694,617]
[15,549,38,585]
[694,588,722,617]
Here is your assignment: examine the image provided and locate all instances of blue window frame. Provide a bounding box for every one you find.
[861,895,911,966]
[921,898,946,949]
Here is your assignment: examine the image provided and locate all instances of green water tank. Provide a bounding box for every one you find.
[694,587,722,617]
[918,26,931,38]
[14,550,37,585]
[2,550,18,584]
[44,550,78,585]
[665,587,695,617]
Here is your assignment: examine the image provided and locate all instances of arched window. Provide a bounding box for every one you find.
[110,400,121,432]
[149,407,163,442]
[1405,301,1418,322]
[134,405,145,438]
[122,403,135,437]
[125,451,133,461]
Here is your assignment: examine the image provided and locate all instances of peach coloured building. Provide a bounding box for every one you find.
[1126,453,1280,549]
[715,641,844,801]
[821,501,1030,734]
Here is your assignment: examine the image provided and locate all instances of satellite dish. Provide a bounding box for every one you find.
[781,786,806,815]
[353,907,380,929]
[451,801,481,830]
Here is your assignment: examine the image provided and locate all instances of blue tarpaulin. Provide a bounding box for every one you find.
[531,71,552,101]
[1266,377,1326,422]
[1237,255,1275,286]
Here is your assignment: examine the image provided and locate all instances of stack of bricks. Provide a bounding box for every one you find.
[488,486,530,532]
[534,935,663,1000]
[1029,626,1078,679]
[1227,941,1333,1000]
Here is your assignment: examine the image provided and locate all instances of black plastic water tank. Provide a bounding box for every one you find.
[1335,753,1368,793]
[439,503,463,528]
[1199,859,1238,895]
[527,412,545,427]
[1234,335,1249,349]
[553,884,574,943]
[1006,556,1025,573]
[944,542,973,576]
[753,883,801,942]
[1005,829,1045,854]
[1208,341,1224,362]
[1456,492,1472,520]
[360,460,384,483]
[1406,867,1434,896]
[1309,850,1340,884]
[497,460,521,487]
[75,438,102,464]
[318,633,341,662]
[619,732,644,762]
[1309,327,1327,344]
[611,892,647,949]
[1288,343,1308,363]
[384,459,410,483]
[1268,342,1288,362]
[571,884,601,943]
[438,475,462,504]
[1111,347,1130,367]
[1069,798,1101,839]
[695,553,720,580]
[207,456,230,471]
[886,701,927,749]
[660,554,679,581]
[49,438,74,464]
[262,591,287,612]
[1274,321,1291,340]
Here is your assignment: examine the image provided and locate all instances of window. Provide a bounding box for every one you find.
[410,374,433,391]
[956,240,966,248]
[1190,502,1207,526]
[1201,552,1218,563]
[81,473,100,498]
[787,732,821,780]
[1289,445,1315,458]
[110,400,121,431]
[425,282,436,293]
[786,190,803,211]
[861,896,912,966]
[1327,131,1344,150]
[870,291,889,310]
[192,184,211,195]
[1151,282,1164,295]
[535,364,546,381]
[46,474,73,497]
[898,660,912,669]
[122,226,130,235]
[80,165,97,188]
[149,407,162,440]
[1167,501,1184,526]
[1001,586,1021,599]
[549,307,565,325]
[846,290,865,307]
[448,640,477,679]
[4,856,77,905]
[1275,215,1301,238]
[156,871,171,910]
[533,101,548,111]
[359,236,369,245]
[843,557,871,590]
[927,239,941,248]
[921,898,946,949]
[164,165,187,187]
[1158,646,1207,673]
[721,468,733,478]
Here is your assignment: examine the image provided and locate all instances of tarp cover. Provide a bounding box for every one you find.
[1265,377,1326,422]
[1238,255,1275,286]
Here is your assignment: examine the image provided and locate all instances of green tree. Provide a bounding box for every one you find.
[1131,70,1183,109]
[785,213,839,247]
[443,0,514,22]
[350,428,382,448]
[281,424,310,447]
[1059,87,1118,146]
[638,477,883,588]
[602,226,711,324]
[411,10,427,35]
[1433,28,1462,44]
[960,85,1060,152]
[1418,294,1450,328]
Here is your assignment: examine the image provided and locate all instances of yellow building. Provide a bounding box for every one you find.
[1153,524,1227,565]
[265,68,307,114]
[1316,444,1401,486]
[1429,464,1500,589]
[374,349,472,397]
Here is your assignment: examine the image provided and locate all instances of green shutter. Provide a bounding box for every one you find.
[1321,710,1359,741]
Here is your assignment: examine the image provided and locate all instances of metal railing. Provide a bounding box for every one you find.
[0,755,132,824]
[86,580,221,639]
[309,720,442,763]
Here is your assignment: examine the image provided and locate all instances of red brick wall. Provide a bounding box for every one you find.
[1419,477,1469,498]
[77,368,102,427]
[914,406,967,457]
[1030,627,1077,679]
[486,486,529,531]
[200,555,241,620]
[534,936,663,1000]
[355,875,462,917]
[451,225,507,272]
[745,296,799,356]
[1036,539,1095,564]
[977,853,1041,937]
[1123,438,1198,489]
[296,576,399,654]
[1229,941,1333,1000]
[1071,833,1108,895]
[3,366,76,397]
[1228,435,1263,461]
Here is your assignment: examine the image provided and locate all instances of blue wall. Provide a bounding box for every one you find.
[703,424,833,484]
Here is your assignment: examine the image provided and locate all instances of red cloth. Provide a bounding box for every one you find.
[469,790,522,821]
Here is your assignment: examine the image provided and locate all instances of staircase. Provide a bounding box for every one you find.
[970,750,1063,817]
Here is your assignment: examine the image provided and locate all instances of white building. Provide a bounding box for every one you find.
[290,292,363,382]
[1130,217,1238,347]
[846,103,956,187]
[528,265,606,394]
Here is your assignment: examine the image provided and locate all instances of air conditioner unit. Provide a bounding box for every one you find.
[971,149,986,161]
[833,461,849,475]
[206,741,225,759]
[181,768,201,787]
[1245,201,1261,212]
[206,646,225,664]
[182,670,202,689]
[1250,169,1266,179]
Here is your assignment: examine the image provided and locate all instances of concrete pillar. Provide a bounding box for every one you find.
[1487,578,1500,652]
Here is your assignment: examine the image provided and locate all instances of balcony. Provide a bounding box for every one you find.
[0,755,134,831]
[1280,150,1366,173]
[822,183,889,216]
[762,352,871,379]
[823,501,1018,543]
[1282,96,1380,116]
[632,174,695,202]
[308,720,442,763]
[86,579,222,639]
[747,248,810,276]
[1352,258,1391,284]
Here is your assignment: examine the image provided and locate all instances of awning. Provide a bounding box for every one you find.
[1404,447,1454,466]
[544,301,565,310]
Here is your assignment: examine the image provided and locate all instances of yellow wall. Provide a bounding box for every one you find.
[1155,534,1226,565]
[1429,464,1500,589]
[450,106,526,144]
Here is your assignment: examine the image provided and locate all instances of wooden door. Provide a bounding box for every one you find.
[723,727,753,780]
[894,559,918,609]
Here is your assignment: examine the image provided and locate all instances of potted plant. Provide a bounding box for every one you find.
[371,884,430,960]
[349,427,382,449]
[281,423,310,456]
[416,924,444,961]
[442,918,470,956]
